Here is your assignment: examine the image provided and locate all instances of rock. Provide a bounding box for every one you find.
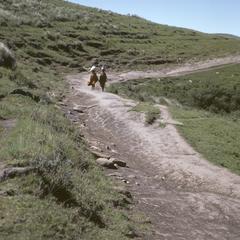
[111,149,118,154]
[90,146,101,151]
[89,149,111,159]
[72,107,84,113]
[107,172,123,178]
[113,163,119,169]
[0,167,35,182]
[126,230,139,238]
[107,173,124,180]
[0,42,16,69]
[110,158,127,167]
[58,102,67,106]
[128,174,136,179]
[96,158,117,169]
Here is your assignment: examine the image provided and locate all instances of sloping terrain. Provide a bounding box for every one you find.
[1,0,240,239]
[109,63,240,175]
[1,0,240,70]
[67,70,240,240]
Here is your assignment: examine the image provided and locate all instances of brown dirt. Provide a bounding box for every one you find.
[109,55,240,82]
[0,119,17,131]
[65,58,240,240]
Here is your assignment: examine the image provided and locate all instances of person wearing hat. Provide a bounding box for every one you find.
[99,66,107,92]
[88,66,98,90]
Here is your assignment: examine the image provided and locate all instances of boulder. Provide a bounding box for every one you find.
[110,158,127,167]
[89,149,111,159]
[96,158,117,169]
[0,42,16,69]
[0,167,35,182]
[72,107,84,113]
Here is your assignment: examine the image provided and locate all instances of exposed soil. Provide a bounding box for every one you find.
[109,55,240,82]
[65,57,240,240]
[0,119,17,131]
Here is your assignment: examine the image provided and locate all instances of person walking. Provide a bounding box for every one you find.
[99,66,107,92]
[88,66,98,90]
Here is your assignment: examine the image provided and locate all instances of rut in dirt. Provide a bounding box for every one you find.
[66,59,240,240]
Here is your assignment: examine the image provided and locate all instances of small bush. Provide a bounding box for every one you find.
[145,111,158,124]
[131,102,160,124]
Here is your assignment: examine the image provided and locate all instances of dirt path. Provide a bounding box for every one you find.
[109,55,240,82]
[66,58,240,240]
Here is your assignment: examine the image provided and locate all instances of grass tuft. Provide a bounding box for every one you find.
[131,102,160,124]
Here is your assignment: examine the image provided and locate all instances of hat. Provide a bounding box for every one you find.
[89,66,96,72]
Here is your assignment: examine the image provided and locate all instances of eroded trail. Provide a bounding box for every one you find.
[66,60,240,240]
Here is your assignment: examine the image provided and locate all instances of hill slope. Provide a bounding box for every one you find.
[1,0,240,239]
[1,0,240,70]
[108,63,240,174]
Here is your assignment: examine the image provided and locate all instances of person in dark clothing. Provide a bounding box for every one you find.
[99,66,107,92]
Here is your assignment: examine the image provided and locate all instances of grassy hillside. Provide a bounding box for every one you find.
[0,65,139,239]
[0,1,151,239]
[1,0,240,238]
[109,64,240,114]
[108,64,240,174]
[1,0,240,71]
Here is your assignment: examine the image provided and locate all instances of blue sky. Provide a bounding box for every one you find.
[68,0,240,36]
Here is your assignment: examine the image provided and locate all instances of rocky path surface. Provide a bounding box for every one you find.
[65,58,240,240]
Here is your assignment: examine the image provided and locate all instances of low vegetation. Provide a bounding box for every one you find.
[0,0,147,237]
[171,107,240,174]
[1,0,240,238]
[0,62,139,239]
[131,102,160,124]
[1,0,240,71]
[108,64,240,174]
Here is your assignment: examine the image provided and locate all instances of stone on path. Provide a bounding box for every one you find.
[96,157,127,168]
[0,42,16,69]
[96,158,118,169]
[110,158,127,167]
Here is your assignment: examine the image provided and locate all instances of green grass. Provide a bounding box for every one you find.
[171,106,240,174]
[0,61,139,238]
[131,102,160,124]
[0,103,137,239]
[108,64,240,114]
[1,0,240,71]
[0,26,138,240]
[108,64,240,174]
[1,0,149,237]
[1,0,240,238]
